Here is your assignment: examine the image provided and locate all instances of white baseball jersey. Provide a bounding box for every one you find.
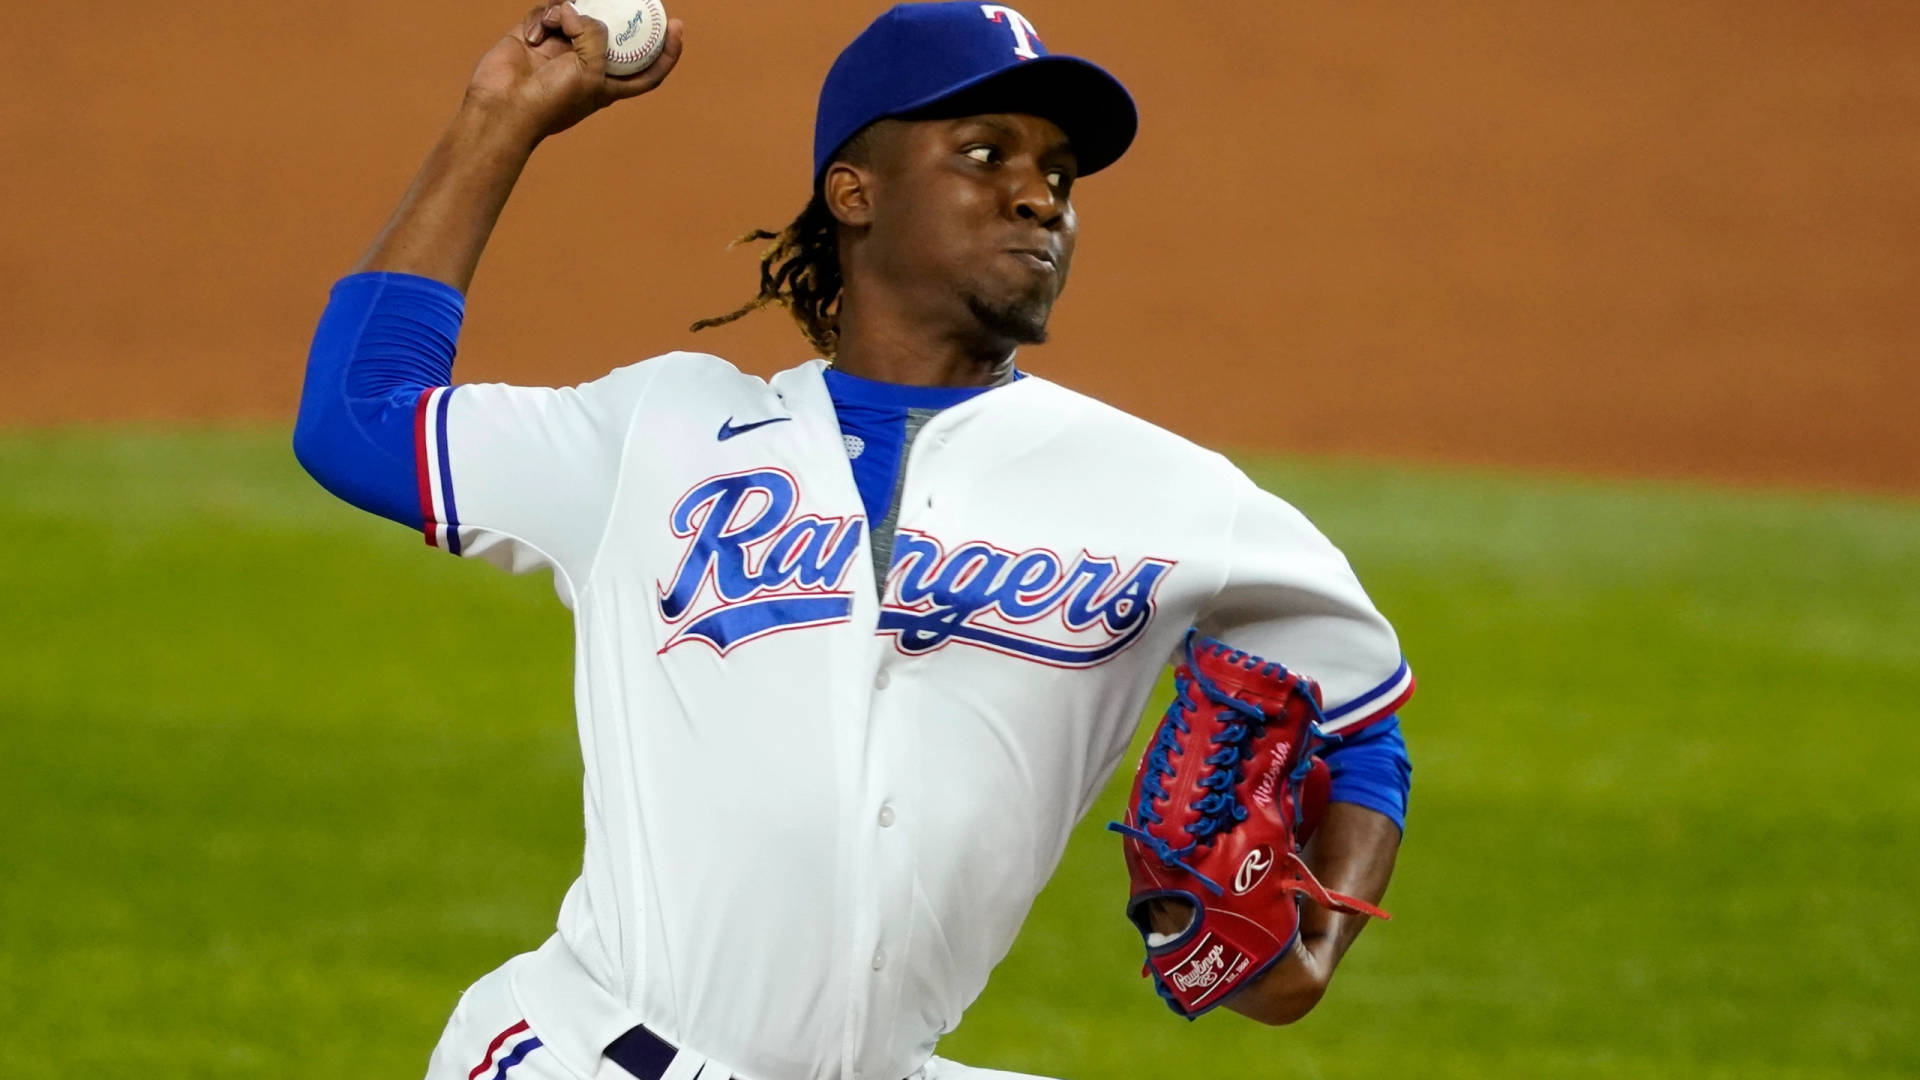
[412,354,1412,1080]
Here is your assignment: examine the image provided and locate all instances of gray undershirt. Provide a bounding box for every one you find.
[858,365,1017,586]
[868,407,942,584]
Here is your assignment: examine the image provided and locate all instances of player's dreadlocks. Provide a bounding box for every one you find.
[690,130,877,358]
[688,195,845,357]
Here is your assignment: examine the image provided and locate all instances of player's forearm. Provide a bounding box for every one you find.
[353,99,544,291]
[1224,802,1401,1025]
[1297,802,1401,966]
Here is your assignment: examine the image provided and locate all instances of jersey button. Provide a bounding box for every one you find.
[871,947,887,971]
[877,804,896,828]
[874,670,891,690]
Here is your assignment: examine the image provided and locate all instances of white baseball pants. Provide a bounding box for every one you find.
[424,953,1059,1080]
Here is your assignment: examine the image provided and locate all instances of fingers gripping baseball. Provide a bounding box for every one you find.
[606,16,683,98]
[469,3,684,140]
[535,2,609,66]
[528,3,684,99]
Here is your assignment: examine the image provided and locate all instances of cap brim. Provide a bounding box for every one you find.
[890,55,1138,177]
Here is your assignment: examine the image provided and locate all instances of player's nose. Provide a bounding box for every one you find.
[1008,164,1066,228]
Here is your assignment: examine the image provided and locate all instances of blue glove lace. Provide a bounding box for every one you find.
[1108,633,1331,897]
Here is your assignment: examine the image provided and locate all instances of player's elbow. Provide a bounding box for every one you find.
[290,390,418,526]
[1252,994,1321,1027]
[291,397,344,496]
[1226,976,1328,1027]
[293,329,347,493]
[291,408,323,484]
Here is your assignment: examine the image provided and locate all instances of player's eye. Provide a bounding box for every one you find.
[1045,169,1066,188]
[964,145,999,165]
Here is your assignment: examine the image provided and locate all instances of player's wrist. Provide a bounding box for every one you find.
[453,91,550,154]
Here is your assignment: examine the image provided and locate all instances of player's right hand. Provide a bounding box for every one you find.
[464,2,685,142]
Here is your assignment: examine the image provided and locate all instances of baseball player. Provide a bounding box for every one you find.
[294,4,1413,1079]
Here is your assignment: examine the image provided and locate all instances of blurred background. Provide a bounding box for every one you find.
[2,1,1915,1077]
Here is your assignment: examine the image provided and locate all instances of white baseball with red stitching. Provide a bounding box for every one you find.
[572,0,669,76]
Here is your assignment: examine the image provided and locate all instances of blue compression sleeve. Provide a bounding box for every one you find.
[293,272,464,527]
[1321,715,1412,832]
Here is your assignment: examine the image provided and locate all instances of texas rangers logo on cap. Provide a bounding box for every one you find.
[812,1,1138,185]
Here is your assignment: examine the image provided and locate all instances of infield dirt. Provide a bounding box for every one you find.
[4,0,1915,492]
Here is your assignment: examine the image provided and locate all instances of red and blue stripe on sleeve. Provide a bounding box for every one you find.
[1322,660,1415,735]
[413,385,464,554]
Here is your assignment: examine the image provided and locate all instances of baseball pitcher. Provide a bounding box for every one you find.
[294,4,1415,1078]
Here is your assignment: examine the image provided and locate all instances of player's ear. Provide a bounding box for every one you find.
[822,162,875,228]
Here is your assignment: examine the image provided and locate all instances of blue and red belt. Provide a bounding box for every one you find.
[606,1026,909,1080]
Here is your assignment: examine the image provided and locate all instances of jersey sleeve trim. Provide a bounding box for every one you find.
[415,385,464,554]
[1320,660,1415,735]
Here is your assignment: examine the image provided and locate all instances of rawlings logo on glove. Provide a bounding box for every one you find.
[1109,630,1389,1019]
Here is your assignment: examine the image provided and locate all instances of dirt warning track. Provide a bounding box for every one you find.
[3,1,1915,493]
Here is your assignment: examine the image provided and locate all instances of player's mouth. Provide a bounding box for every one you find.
[1006,247,1058,274]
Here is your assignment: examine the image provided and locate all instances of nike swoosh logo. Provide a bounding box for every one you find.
[716,416,793,441]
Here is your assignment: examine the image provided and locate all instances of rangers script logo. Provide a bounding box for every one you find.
[656,468,863,654]
[880,529,1175,667]
[657,472,1175,663]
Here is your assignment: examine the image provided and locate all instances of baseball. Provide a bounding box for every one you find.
[572,0,669,77]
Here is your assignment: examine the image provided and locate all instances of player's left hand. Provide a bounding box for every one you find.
[1110,631,1389,1020]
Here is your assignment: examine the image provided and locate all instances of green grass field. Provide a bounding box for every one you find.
[3,428,1916,1079]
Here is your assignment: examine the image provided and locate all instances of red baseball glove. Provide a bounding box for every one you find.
[1109,630,1389,1018]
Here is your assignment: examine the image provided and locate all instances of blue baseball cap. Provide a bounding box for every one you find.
[813,2,1138,186]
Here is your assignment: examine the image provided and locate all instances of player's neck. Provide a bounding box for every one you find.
[832,297,1017,388]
